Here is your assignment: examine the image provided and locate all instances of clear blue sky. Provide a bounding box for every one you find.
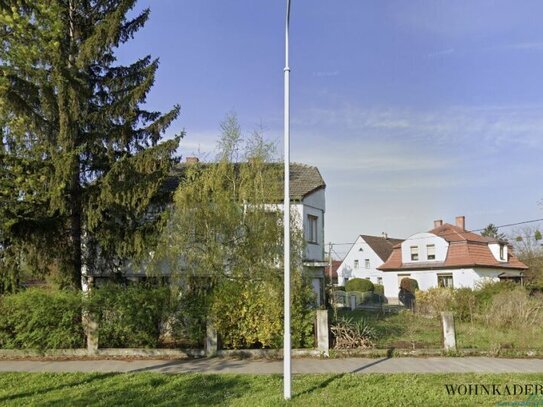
[119,1,543,257]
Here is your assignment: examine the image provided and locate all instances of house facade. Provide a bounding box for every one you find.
[91,159,327,305]
[278,164,327,305]
[336,234,403,287]
[378,216,528,302]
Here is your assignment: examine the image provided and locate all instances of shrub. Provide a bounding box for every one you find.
[0,289,84,350]
[373,284,384,296]
[210,276,315,349]
[330,316,375,349]
[452,288,477,322]
[400,277,419,293]
[88,284,174,348]
[415,287,454,318]
[484,287,543,329]
[474,280,517,308]
[345,278,374,293]
[399,278,418,308]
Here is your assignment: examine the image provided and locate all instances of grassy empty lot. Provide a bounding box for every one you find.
[336,309,543,351]
[1,372,543,406]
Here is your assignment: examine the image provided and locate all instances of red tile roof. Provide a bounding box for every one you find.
[378,223,528,271]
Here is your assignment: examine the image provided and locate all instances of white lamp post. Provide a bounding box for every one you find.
[283,0,292,401]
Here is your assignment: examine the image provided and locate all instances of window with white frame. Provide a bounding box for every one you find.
[410,246,419,261]
[427,244,436,260]
[365,259,370,269]
[354,259,359,269]
[307,215,318,243]
[377,277,383,285]
[437,273,454,288]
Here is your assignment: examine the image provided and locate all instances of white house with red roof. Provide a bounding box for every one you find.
[336,234,403,287]
[378,216,528,302]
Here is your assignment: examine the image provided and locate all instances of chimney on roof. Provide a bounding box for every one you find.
[456,216,466,231]
[434,219,443,228]
[382,232,388,239]
[185,156,199,164]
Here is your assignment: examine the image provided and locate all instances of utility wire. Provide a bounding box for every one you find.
[327,217,543,248]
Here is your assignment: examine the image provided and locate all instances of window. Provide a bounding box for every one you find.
[410,246,419,261]
[377,277,383,285]
[354,259,359,269]
[499,244,505,261]
[307,215,318,243]
[427,244,436,260]
[437,274,454,288]
[365,259,370,269]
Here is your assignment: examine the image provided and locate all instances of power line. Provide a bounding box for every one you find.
[327,217,543,250]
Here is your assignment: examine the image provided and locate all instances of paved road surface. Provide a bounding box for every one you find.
[1,357,543,374]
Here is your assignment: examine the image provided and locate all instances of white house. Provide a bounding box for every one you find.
[378,216,528,302]
[97,160,327,304]
[279,163,327,305]
[337,234,403,287]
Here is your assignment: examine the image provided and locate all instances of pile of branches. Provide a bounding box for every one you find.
[330,317,376,349]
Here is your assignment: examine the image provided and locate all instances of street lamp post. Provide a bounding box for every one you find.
[283,0,292,401]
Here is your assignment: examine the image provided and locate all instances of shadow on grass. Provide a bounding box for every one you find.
[1,372,255,406]
[293,356,391,400]
[0,372,116,404]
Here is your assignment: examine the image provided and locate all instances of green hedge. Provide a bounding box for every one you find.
[345,278,374,293]
[0,289,85,350]
[88,284,174,348]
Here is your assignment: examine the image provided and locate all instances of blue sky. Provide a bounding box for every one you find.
[119,1,543,257]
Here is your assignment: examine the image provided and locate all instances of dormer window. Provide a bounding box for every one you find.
[410,246,419,261]
[427,244,436,260]
[499,244,505,261]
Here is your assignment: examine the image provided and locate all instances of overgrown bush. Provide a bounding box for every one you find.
[88,284,175,348]
[373,284,384,296]
[345,278,374,293]
[0,289,84,350]
[399,278,418,308]
[474,280,517,307]
[330,316,375,349]
[415,287,453,318]
[400,277,419,293]
[210,276,315,350]
[452,288,477,322]
[484,287,543,329]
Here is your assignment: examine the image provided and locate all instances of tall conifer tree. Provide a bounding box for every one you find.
[0,1,181,291]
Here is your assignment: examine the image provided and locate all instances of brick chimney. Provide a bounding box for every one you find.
[455,216,465,231]
[185,156,200,164]
[433,219,443,228]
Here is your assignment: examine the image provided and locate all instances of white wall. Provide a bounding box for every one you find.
[488,243,508,262]
[302,189,325,262]
[400,232,449,263]
[382,267,502,300]
[336,236,388,287]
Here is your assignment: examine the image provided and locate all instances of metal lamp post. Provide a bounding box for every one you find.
[283,0,292,401]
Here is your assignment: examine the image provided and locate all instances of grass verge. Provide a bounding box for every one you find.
[1,372,543,406]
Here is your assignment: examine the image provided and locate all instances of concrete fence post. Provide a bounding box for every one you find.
[206,320,218,357]
[316,309,329,356]
[84,313,99,355]
[349,295,356,310]
[441,311,457,352]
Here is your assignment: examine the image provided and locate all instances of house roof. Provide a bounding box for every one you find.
[360,235,404,262]
[325,260,341,279]
[163,162,325,201]
[378,223,528,272]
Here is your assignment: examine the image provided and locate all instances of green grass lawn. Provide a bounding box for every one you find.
[337,309,543,351]
[1,372,543,406]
